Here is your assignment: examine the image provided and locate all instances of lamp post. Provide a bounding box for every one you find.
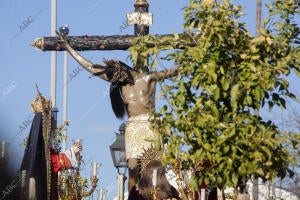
[0,141,7,170]
[59,24,69,152]
[110,123,127,200]
[109,123,127,171]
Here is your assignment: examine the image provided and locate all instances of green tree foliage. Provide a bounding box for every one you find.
[129,0,300,189]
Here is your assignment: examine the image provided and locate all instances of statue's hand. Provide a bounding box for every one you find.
[56,31,69,46]
[71,142,82,154]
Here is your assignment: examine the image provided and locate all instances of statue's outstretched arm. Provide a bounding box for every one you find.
[152,66,181,81]
[58,34,109,81]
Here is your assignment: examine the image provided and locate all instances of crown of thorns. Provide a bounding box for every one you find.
[139,147,160,174]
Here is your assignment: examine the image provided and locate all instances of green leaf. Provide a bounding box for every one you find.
[253,86,263,101]
[203,143,211,151]
[246,95,253,106]
[221,78,230,91]
[211,105,219,117]
[174,32,179,41]
[230,84,240,112]
[294,68,300,77]
[213,87,220,101]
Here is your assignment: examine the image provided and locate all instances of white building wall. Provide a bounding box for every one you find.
[243,178,299,200]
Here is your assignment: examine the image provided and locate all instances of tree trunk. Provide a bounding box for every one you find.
[252,177,259,200]
[253,1,262,199]
[256,0,262,37]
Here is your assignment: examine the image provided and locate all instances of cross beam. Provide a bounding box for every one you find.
[31,34,189,51]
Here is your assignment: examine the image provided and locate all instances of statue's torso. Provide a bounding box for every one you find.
[121,73,156,117]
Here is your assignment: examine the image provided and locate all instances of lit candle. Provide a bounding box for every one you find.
[28,177,36,199]
[92,162,101,176]
[200,188,205,200]
[152,169,157,187]
[1,141,6,159]
[103,190,107,200]
[99,189,103,200]
[184,170,193,184]
[21,170,27,189]
[187,170,192,180]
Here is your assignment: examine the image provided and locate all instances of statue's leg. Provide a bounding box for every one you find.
[128,158,139,192]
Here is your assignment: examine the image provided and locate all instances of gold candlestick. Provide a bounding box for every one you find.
[81,175,99,197]
[151,186,159,200]
[185,184,193,200]
[57,151,99,200]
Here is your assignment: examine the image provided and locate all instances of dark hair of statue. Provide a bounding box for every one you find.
[103,60,134,119]
[137,160,179,200]
[110,83,126,119]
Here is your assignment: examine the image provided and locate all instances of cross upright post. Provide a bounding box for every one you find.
[126,0,152,190]
[126,0,153,72]
[133,0,150,72]
[133,0,150,36]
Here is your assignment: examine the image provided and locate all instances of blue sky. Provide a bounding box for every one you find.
[0,0,299,199]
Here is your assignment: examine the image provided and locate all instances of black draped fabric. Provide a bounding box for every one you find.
[20,113,47,200]
[128,185,146,200]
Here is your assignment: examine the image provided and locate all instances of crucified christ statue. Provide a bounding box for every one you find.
[58,34,179,190]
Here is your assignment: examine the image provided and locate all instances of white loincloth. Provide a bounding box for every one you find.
[125,114,158,159]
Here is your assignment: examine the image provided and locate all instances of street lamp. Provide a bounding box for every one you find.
[110,123,127,200]
[110,123,127,171]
